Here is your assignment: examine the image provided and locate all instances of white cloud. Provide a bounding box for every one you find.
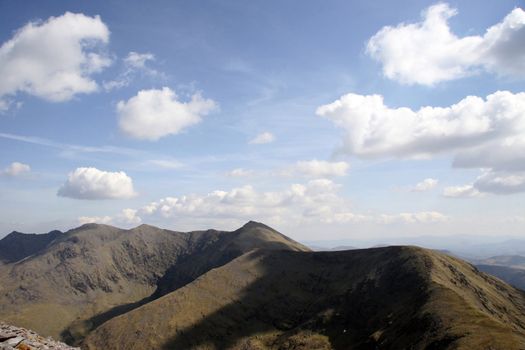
[118,208,142,225]
[57,167,136,200]
[124,52,154,68]
[227,168,253,177]
[317,91,525,163]
[124,179,362,225]
[453,137,525,172]
[78,215,112,225]
[411,178,438,192]
[249,132,275,144]
[0,162,30,177]
[77,208,141,227]
[443,185,482,198]
[103,51,160,91]
[285,160,349,177]
[367,4,525,85]
[318,90,525,196]
[117,87,216,141]
[111,179,448,229]
[0,12,110,106]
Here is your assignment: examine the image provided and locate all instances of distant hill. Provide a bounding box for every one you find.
[476,264,525,291]
[0,221,308,344]
[84,246,525,350]
[476,255,525,269]
[0,229,64,263]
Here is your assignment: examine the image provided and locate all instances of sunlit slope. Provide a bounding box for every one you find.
[0,221,308,343]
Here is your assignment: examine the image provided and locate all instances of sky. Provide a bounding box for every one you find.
[0,0,524,241]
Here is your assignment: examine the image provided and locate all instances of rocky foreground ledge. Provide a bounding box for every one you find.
[0,323,78,350]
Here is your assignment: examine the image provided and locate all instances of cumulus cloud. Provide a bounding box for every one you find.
[117,87,216,141]
[0,162,30,177]
[317,91,525,162]
[249,132,275,144]
[57,167,136,200]
[122,179,361,225]
[0,12,110,107]
[411,178,438,192]
[285,160,349,177]
[103,51,160,91]
[318,90,525,195]
[367,3,525,85]
[111,179,447,229]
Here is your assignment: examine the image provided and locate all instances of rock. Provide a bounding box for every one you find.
[0,323,78,350]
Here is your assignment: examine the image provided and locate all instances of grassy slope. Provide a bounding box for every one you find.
[83,246,525,350]
[0,222,308,343]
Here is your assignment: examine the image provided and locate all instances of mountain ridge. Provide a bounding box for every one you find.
[0,221,308,344]
[2,222,525,349]
[84,245,525,349]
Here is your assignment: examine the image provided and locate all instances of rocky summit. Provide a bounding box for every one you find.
[0,322,77,350]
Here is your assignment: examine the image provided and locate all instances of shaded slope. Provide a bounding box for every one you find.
[0,223,189,341]
[0,221,307,343]
[0,230,64,263]
[84,246,525,350]
[477,264,525,291]
[152,220,309,298]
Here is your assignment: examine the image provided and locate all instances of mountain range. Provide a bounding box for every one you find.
[1,222,525,349]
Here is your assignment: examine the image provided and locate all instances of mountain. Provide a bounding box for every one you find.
[84,246,525,350]
[475,255,525,269]
[466,255,525,291]
[3,222,525,349]
[0,229,64,263]
[476,265,525,291]
[0,221,308,345]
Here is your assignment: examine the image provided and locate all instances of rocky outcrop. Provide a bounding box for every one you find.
[0,323,77,350]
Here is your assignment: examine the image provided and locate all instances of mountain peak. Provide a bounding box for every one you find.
[240,220,274,231]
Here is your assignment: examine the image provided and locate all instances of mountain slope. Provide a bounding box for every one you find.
[83,246,525,350]
[0,229,64,263]
[477,264,525,291]
[0,222,308,343]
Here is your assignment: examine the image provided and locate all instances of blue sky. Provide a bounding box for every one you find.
[1,0,524,240]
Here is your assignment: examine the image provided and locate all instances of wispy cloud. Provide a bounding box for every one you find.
[0,132,142,156]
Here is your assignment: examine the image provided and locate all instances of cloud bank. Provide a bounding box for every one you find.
[112,180,446,228]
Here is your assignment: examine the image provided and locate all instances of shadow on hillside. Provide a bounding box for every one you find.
[62,297,151,345]
[72,237,305,346]
[161,247,439,349]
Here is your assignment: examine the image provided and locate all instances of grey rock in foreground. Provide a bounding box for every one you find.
[0,323,78,350]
